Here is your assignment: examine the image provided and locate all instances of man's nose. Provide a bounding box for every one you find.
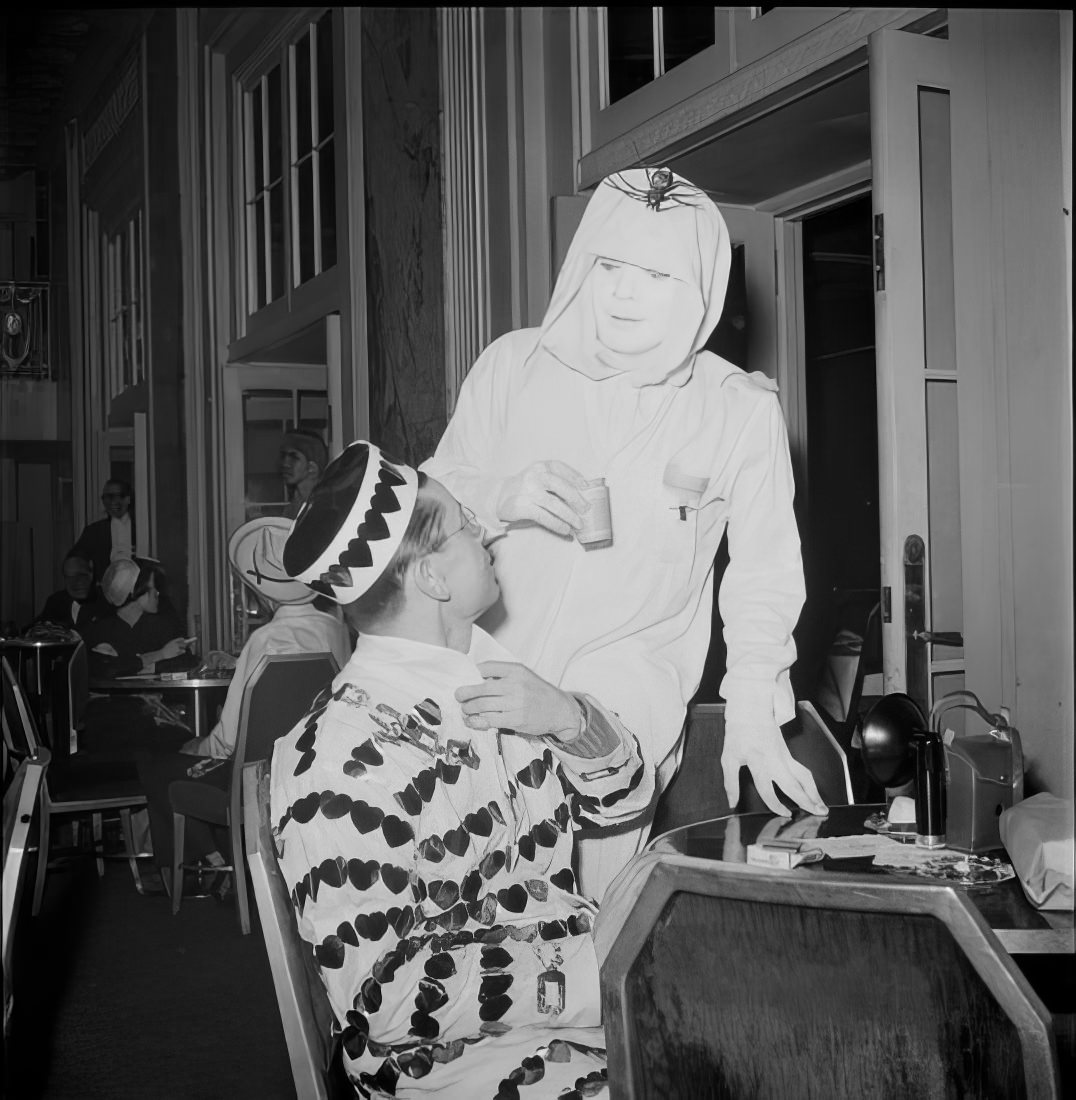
[612,267,639,298]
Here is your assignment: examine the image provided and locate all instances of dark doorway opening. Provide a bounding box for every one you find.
[791,193,880,703]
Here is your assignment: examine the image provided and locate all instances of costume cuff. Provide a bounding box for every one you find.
[550,695,620,759]
[721,671,796,729]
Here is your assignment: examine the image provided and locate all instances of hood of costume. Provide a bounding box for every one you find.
[535,168,732,388]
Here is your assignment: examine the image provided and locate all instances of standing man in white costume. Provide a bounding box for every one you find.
[424,168,827,900]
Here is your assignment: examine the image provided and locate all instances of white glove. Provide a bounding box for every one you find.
[455,661,581,740]
[722,721,828,817]
[496,460,589,537]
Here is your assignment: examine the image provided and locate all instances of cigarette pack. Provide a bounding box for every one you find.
[746,843,824,870]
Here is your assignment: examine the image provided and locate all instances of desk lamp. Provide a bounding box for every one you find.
[861,693,946,848]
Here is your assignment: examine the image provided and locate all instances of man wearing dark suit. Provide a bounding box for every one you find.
[33,553,107,632]
[70,479,136,582]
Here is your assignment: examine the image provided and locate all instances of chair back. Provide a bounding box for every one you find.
[228,652,339,844]
[243,759,338,1100]
[65,640,88,756]
[3,748,50,1034]
[1,658,42,760]
[602,858,1060,1099]
[790,700,855,805]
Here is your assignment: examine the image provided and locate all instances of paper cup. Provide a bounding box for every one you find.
[577,479,613,546]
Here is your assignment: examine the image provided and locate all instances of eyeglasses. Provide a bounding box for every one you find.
[431,506,482,552]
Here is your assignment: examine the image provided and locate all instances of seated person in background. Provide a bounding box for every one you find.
[279,428,329,519]
[70,478,136,582]
[78,558,198,757]
[137,517,352,894]
[271,441,654,1098]
[32,552,107,632]
[80,557,195,680]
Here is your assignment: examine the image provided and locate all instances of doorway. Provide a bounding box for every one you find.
[792,194,880,706]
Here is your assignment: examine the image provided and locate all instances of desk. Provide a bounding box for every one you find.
[1,635,79,748]
[89,673,232,740]
[648,806,1074,956]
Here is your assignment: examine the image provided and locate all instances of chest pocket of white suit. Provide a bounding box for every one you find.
[657,464,710,572]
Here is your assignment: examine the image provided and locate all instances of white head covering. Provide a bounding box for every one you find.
[282,440,419,604]
[228,518,316,606]
[101,558,142,607]
[536,167,731,388]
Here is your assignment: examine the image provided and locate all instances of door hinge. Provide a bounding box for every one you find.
[873,213,885,291]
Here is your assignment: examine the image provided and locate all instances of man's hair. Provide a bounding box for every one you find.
[345,472,446,626]
[283,429,329,472]
[104,479,133,497]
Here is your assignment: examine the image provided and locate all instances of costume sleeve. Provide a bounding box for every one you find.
[718,391,805,728]
[420,336,515,531]
[549,693,655,830]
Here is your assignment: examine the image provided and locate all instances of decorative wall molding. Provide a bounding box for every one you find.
[82,59,140,175]
[439,7,491,413]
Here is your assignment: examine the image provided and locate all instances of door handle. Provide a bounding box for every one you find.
[911,630,964,647]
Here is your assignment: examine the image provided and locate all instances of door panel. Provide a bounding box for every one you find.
[870,29,963,715]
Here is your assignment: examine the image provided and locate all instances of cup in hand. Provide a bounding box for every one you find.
[576,478,613,547]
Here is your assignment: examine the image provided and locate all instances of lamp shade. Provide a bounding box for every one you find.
[861,693,928,788]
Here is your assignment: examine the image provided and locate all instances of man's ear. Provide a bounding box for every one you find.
[411,555,450,602]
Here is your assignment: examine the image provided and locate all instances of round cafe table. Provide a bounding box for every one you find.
[88,672,233,740]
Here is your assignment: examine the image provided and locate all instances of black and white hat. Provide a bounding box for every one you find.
[282,440,418,604]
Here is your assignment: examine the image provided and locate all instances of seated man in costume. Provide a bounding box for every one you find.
[271,441,654,1098]
[137,517,352,894]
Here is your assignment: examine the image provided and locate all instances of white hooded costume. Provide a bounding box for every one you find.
[424,169,805,898]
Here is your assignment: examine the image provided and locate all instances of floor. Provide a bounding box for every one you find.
[6,837,298,1100]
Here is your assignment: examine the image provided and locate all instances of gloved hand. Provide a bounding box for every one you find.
[496,460,589,537]
[455,660,581,740]
[721,720,828,817]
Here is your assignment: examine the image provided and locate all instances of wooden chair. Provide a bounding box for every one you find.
[602,857,1060,1099]
[65,640,88,757]
[2,658,145,914]
[790,699,855,805]
[171,652,339,935]
[244,759,345,1100]
[3,748,49,1037]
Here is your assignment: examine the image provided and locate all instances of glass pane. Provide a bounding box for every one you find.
[294,29,312,157]
[267,64,283,184]
[269,182,285,303]
[919,88,955,373]
[607,8,655,104]
[662,7,715,73]
[243,390,294,512]
[255,197,267,310]
[297,390,329,442]
[316,11,334,141]
[251,83,264,191]
[297,157,315,284]
[926,379,963,658]
[319,139,336,271]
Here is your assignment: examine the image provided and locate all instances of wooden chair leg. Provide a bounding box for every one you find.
[118,809,145,894]
[92,812,104,876]
[31,805,51,916]
[231,816,250,936]
[171,811,185,916]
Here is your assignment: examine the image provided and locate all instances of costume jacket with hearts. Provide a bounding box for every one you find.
[270,626,653,1098]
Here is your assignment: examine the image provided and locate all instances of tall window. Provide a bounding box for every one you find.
[102,211,145,409]
[606,7,716,104]
[291,12,336,285]
[241,11,336,319]
[245,65,285,311]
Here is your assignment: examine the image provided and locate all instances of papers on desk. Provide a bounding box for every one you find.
[811,835,1015,886]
